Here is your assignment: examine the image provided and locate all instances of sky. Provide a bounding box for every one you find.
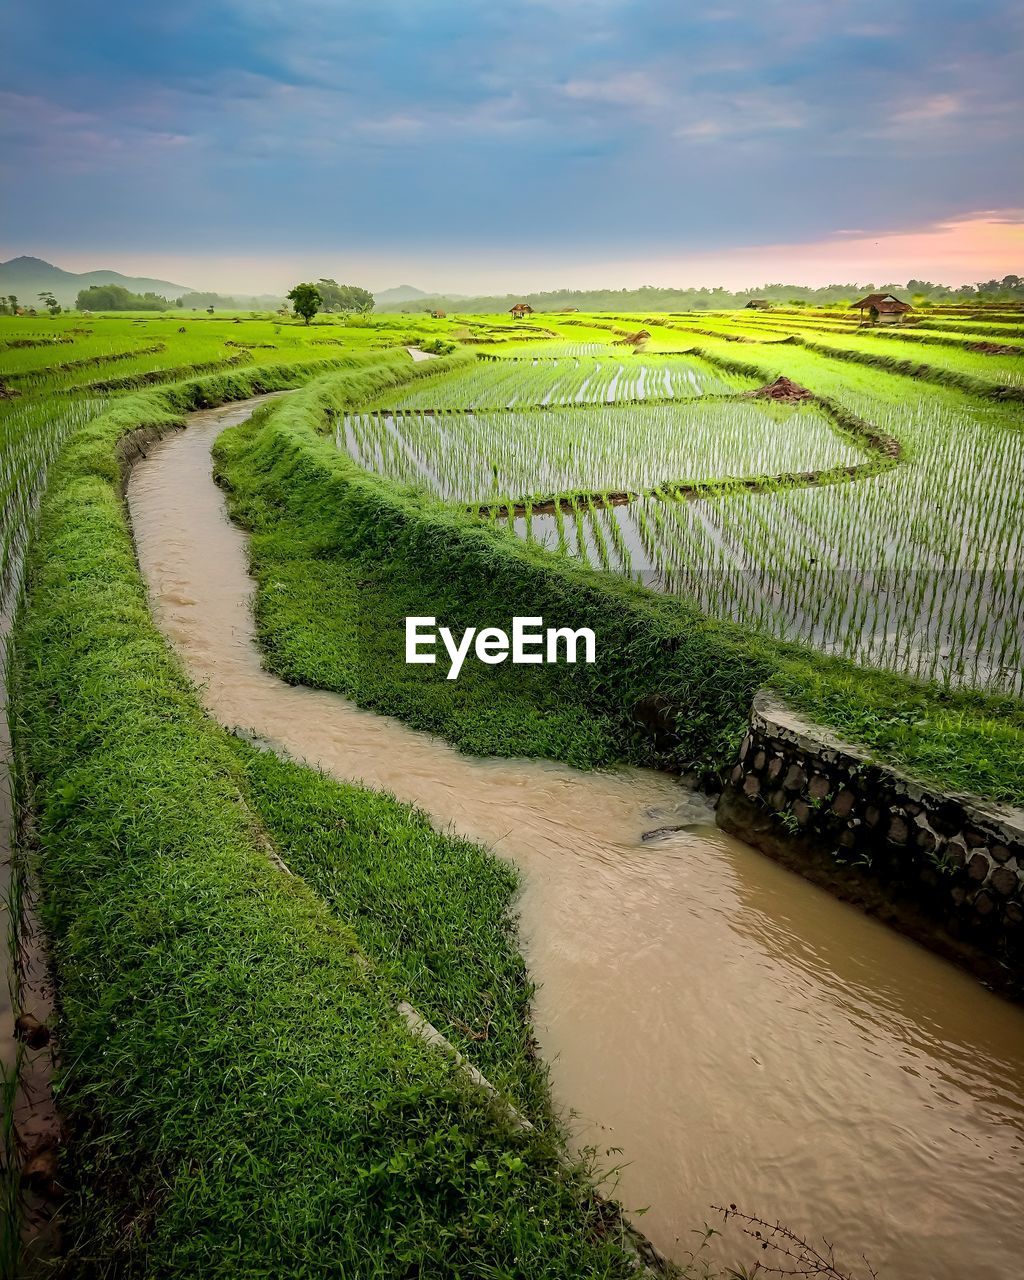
[2,0,1022,294]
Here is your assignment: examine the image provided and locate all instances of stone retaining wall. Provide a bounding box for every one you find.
[717,691,1024,995]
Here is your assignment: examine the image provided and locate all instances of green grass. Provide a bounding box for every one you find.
[216,369,1024,805]
[10,360,644,1278]
[231,741,547,1112]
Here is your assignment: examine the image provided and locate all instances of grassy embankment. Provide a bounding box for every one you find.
[216,364,1024,806]
[11,351,645,1278]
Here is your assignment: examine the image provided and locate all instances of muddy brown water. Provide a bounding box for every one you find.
[127,397,1024,1280]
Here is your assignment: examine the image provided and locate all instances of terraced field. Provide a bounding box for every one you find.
[6,301,1020,697]
[3,303,1023,1279]
[336,307,1024,695]
[0,312,411,604]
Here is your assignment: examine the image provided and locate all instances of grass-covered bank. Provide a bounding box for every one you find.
[10,359,645,1277]
[231,740,548,1116]
[215,372,1024,805]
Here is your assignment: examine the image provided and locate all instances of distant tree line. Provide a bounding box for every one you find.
[176,291,238,310]
[75,284,172,311]
[376,276,1024,314]
[0,292,62,315]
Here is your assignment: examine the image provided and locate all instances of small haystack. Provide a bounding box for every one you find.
[745,299,771,310]
[614,329,651,346]
[745,376,814,403]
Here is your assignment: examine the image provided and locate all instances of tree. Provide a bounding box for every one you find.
[316,279,374,313]
[287,282,322,324]
[75,284,169,311]
[38,291,61,316]
[7,295,18,315]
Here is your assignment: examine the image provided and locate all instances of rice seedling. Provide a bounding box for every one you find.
[333,332,1024,696]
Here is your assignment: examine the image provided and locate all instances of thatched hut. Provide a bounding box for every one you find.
[510,302,534,319]
[745,299,771,310]
[431,309,446,319]
[851,293,912,325]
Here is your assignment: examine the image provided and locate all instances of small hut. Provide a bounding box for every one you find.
[557,306,579,313]
[431,309,447,319]
[851,293,912,325]
[745,299,771,310]
[510,302,534,319]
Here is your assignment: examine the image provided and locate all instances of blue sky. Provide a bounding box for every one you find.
[2,0,1022,291]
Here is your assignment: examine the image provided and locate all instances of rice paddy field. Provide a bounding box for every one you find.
[2,301,1022,697]
[331,307,1024,696]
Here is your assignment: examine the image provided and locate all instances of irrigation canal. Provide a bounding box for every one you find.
[127,395,1024,1280]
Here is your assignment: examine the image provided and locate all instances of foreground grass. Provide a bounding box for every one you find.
[232,741,549,1115]
[11,360,642,1277]
[215,373,1024,805]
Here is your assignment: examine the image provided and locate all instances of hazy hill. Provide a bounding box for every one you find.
[0,256,193,307]
[373,284,431,305]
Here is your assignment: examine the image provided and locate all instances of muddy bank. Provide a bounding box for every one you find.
[122,397,1024,1280]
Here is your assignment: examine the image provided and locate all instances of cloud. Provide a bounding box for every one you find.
[0,0,1020,272]
[890,92,964,124]
[561,70,670,111]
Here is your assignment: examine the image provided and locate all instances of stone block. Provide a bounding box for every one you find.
[831,788,856,819]
[973,890,996,917]
[887,815,910,845]
[944,836,968,870]
[783,764,807,793]
[967,852,990,882]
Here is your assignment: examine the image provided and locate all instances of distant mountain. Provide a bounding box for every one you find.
[0,256,193,307]
[373,284,432,305]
